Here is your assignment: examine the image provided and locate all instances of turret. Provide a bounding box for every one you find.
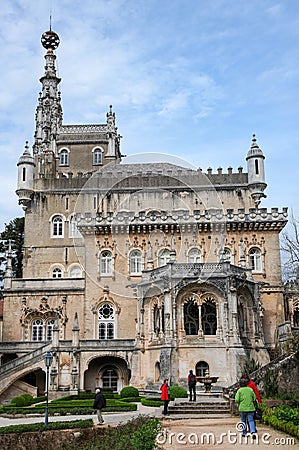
[246,134,267,206]
[16,141,35,210]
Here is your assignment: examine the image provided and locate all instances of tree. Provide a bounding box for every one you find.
[280,213,299,281]
[0,217,24,297]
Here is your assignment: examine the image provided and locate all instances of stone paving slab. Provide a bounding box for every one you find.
[159,417,298,450]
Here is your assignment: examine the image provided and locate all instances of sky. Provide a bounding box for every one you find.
[0,0,298,234]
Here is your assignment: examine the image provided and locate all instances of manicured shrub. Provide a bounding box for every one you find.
[11,396,25,407]
[141,398,163,407]
[20,393,34,405]
[170,386,188,399]
[120,386,139,398]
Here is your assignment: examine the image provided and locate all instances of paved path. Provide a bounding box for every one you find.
[0,404,297,449]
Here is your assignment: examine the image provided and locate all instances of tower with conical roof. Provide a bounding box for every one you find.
[246,134,267,206]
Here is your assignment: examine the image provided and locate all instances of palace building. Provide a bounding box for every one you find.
[0,28,288,399]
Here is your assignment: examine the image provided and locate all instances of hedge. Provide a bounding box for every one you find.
[141,398,164,407]
[0,419,93,434]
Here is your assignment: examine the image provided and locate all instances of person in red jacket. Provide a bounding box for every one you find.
[160,378,170,415]
[246,377,262,403]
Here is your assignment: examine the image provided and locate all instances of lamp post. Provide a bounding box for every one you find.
[44,351,53,426]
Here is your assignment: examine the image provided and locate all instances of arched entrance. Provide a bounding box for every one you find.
[84,356,130,393]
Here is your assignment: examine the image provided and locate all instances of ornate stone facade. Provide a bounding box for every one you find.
[0,29,288,398]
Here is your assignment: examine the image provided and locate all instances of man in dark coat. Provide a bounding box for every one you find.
[93,388,106,425]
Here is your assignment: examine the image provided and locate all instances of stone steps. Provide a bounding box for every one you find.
[167,396,231,417]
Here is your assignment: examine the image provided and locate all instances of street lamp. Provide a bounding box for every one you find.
[44,351,53,426]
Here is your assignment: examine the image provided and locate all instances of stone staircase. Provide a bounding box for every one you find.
[167,394,231,418]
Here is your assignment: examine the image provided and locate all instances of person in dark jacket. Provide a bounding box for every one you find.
[93,388,106,425]
[188,370,197,401]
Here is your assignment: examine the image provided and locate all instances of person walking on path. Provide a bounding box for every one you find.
[93,388,106,425]
[188,369,197,401]
[235,378,257,438]
[160,378,170,415]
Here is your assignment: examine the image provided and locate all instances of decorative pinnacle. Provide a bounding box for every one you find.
[41,29,60,50]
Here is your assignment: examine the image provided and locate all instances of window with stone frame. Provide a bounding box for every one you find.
[52,267,63,278]
[69,266,82,278]
[201,297,217,335]
[248,247,262,271]
[93,147,103,165]
[59,148,69,166]
[69,215,81,238]
[52,215,64,238]
[129,249,143,275]
[196,361,209,377]
[99,250,113,276]
[158,248,170,267]
[32,319,44,341]
[98,303,115,339]
[184,297,199,335]
[188,248,202,263]
[46,319,55,341]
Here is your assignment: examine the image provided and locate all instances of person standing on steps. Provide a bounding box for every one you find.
[160,378,170,415]
[93,388,106,425]
[188,369,197,401]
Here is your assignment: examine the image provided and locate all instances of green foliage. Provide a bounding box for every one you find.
[263,367,278,398]
[170,386,188,399]
[118,396,141,403]
[261,402,299,439]
[67,416,161,450]
[141,398,163,407]
[273,404,299,426]
[11,395,25,407]
[0,419,93,434]
[130,417,161,450]
[120,386,139,398]
[241,358,261,377]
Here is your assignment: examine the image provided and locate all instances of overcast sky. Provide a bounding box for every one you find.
[0,0,298,232]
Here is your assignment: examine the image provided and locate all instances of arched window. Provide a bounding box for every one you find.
[102,366,118,390]
[129,249,143,275]
[184,297,199,335]
[59,148,69,166]
[52,267,63,278]
[196,361,209,377]
[99,250,113,275]
[249,247,262,271]
[46,319,55,341]
[69,266,82,278]
[201,297,217,335]
[93,147,103,165]
[98,303,115,339]
[188,248,201,263]
[52,215,64,237]
[69,215,81,238]
[32,319,44,341]
[158,249,170,267]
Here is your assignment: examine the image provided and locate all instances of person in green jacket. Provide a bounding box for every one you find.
[235,378,257,437]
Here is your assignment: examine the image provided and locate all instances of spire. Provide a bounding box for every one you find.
[33,27,62,157]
